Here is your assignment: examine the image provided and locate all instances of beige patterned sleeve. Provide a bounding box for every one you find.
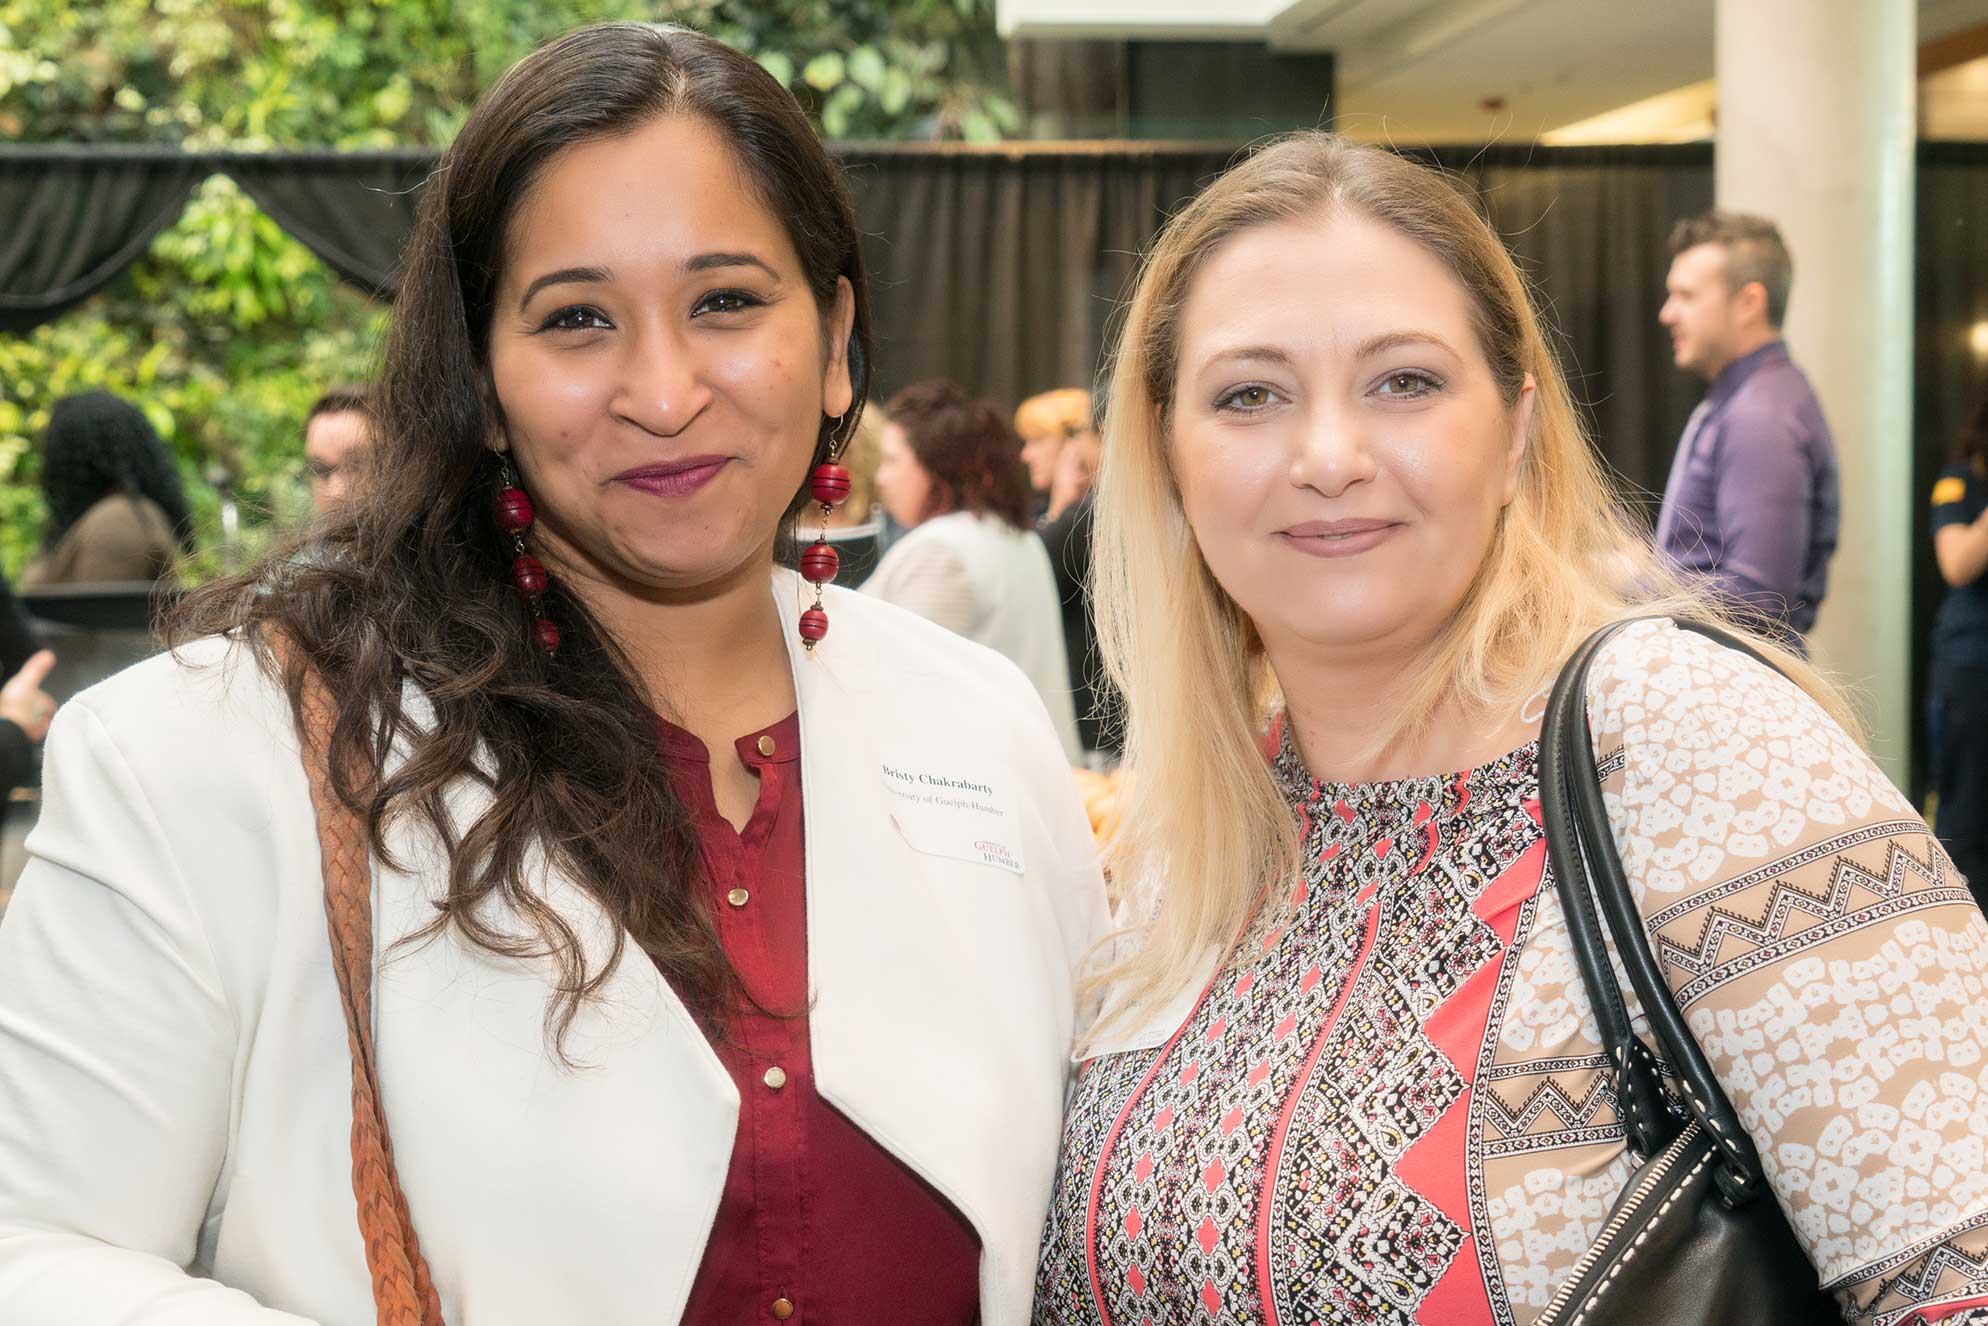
[1587,619,1988,1326]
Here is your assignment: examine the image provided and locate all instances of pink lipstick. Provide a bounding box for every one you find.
[1276,517,1403,558]
[612,455,730,498]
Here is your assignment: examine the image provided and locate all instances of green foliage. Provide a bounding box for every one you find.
[0,176,385,578]
[0,0,1011,579]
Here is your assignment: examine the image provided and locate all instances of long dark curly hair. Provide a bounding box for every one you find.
[170,23,873,1054]
[885,379,1033,529]
[40,389,195,553]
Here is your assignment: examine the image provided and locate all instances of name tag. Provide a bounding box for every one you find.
[879,754,1026,875]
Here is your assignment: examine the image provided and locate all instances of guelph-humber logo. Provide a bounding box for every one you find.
[975,839,1019,870]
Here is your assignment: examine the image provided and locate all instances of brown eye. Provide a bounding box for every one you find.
[1377,371,1439,397]
[1218,384,1278,412]
[694,289,765,317]
[538,305,612,333]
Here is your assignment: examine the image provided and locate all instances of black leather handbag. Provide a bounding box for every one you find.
[1535,617,1839,1325]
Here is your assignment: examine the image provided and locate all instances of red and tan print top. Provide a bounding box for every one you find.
[1034,620,1988,1326]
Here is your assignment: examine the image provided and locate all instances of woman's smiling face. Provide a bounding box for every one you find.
[1168,206,1534,660]
[486,112,855,601]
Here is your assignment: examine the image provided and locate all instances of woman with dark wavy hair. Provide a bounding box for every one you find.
[867,379,1081,759]
[0,24,1105,1326]
[21,388,193,586]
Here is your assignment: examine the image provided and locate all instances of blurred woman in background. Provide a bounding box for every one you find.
[1015,387,1098,523]
[1018,387,1118,759]
[867,378,1081,760]
[22,389,193,586]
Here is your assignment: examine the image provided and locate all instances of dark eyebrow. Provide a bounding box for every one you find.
[683,251,780,280]
[516,265,612,313]
[1356,330,1463,360]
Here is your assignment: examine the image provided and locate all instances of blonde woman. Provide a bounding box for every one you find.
[1034,134,1988,1324]
[1016,387,1100,521]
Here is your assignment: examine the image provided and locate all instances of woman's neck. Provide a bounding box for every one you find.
[549,543,798,739]
[1267,632,1539,786]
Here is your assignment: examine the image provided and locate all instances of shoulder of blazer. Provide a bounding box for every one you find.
[807,580,1078,797]
[816,581,1046,714]
[68,633,299,759]
[46,636,312,851]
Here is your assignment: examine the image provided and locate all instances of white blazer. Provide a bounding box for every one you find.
[0,569,1108,1326]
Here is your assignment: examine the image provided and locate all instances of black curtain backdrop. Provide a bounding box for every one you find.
[0,146,433,325]
[225,150,435,297]
[0,147,209,331]
[4,140,1985,794]
[0,141,1722,502]
[843,142,1719,507]
[1434,146,1715,506]
[840,143,1235,406]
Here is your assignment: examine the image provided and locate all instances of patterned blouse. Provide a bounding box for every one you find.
[1035,620,1988,1326]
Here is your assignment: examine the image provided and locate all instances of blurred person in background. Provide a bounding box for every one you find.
[1016,387,1099,523]
[1929,394,1988,909]
[869,379,1081,760]
[1017,388,1119,759]
[302,383,378,514]
[0,572,56,797]
[21,389,193,587]
[1655,211,1838,647]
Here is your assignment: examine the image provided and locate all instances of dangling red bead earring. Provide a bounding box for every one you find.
[800,428,851,651]
[494,456,560,655]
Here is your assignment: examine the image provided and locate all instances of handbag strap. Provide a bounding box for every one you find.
[1539,615,1772,1205]
[293,660,448,1326]
[1537,622,1678,1162]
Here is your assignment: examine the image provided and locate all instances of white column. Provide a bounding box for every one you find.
[1715,0,1917,782]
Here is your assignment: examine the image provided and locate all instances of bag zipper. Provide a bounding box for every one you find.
[1534,1120,1704,1325]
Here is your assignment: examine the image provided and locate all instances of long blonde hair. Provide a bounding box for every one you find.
[1087,132,1855,1037]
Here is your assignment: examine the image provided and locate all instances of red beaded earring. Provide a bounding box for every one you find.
[799,427,852,651]
[493,457,560,655]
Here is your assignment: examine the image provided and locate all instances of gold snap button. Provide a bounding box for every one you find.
[727,887,749,908]
[770,1298,795,1320]
[763,1066,787,1090]
[756,735,776,757]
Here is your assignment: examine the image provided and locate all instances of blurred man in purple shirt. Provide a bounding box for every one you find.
[1656,211,1839,646]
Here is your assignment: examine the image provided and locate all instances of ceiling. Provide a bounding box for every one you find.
[1000,0,1988,143]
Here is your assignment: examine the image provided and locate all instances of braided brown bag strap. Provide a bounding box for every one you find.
[294,662,448,1326]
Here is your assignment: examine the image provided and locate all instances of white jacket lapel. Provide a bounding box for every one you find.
[367,742,739,1325]
[781,573,1080,1323]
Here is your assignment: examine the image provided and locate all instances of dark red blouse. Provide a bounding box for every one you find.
[657,711,981,1326]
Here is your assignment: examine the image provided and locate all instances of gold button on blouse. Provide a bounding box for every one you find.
[770,1298,795,1320]
[756,734,776,757]
[727,887,750,908]
[763,1066,787,1090]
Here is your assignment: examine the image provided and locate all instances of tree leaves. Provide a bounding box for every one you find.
[802,50,846,92]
